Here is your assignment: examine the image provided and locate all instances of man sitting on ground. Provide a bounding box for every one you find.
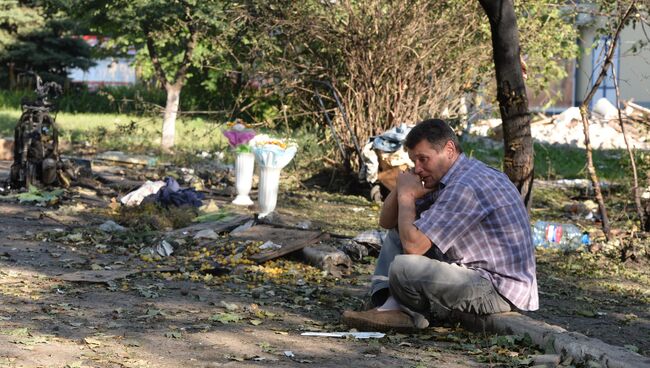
[343,119,538,331]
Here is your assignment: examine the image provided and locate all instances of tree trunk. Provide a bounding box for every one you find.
[161,83,181,151]
[8,63,16,90]
[573,1,635,244]
[479,0,534,208]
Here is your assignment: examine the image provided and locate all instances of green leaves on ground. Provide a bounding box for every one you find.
[0,185,64,204]
[210,312,243,324]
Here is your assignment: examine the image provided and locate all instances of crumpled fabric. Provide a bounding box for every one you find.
[360,138,414,184]
[372,123,413,152]
[359,141,379,183]
[155,177,204,207]
[120,180,166,206]
[353,229,387,246]
[380,146,413,167]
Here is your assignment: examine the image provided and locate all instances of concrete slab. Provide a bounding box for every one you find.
[451,311,650,368]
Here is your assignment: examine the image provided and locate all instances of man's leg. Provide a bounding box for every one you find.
[369,229,402,307]
[388,255,511,318]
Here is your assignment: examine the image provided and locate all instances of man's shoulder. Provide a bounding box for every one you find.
[455,157,509,185]
[453,157,522,204]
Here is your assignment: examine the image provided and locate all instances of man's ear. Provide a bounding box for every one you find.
[445,140,455,159]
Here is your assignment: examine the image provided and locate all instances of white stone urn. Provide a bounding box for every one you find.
[257,166,282,216]
[232,152,255,206]
[253,137,298,218]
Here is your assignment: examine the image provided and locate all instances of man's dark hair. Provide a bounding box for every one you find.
[404,119,462,153]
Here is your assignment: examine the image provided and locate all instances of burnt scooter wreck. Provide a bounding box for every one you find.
[9,76,71,189]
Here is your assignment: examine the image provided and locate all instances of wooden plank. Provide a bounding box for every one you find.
[168,214,252,238]
[56,266,176,283]
[231,225,327,263]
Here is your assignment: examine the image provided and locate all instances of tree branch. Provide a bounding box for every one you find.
[142,22,169,86]
[582,2,636,105]
[578,0,637,244]
[172,2,199,87]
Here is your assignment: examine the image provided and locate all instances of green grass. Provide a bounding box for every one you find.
[2,107,643,182]
[0,107,227,154]
[463,137,641,181]
[0,107,328,177]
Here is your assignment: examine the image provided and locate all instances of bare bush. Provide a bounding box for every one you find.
[241,0,577,169]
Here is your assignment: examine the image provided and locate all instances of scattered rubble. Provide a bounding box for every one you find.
[467,98,650,149]
[99,220,126,233]
[1,123,648,365]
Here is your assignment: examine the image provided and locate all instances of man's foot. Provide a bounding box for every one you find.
[341,308,416,332]
[361,288,390,310]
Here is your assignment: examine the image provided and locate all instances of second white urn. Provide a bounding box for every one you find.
[232,152,255,206]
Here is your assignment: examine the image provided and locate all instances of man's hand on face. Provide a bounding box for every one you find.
[397,169,430,200]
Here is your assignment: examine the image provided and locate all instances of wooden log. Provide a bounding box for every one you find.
[301,244,352,277]
[449,311,650,368]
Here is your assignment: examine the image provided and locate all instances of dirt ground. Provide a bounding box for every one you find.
[0,160,648,368]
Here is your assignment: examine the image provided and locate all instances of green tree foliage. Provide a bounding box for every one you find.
[0,0,92,87]
[0,0,42,53]
[517,3,579,95]
[73,0,241,151]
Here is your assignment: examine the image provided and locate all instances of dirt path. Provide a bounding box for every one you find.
[0,198,489,367]
[1,160,648,367]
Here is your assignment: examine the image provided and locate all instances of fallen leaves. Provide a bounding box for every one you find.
[2,328,54,350]
[11,185,64,205]
[164,331,182,339]
[83,337,102,347]
[210,312,243,324]
[249,319,263,326]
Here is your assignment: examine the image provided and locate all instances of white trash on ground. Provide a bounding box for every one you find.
[120,180,166,206]
[156,240,174,257]
[592,98,619,120]
[193,229,219,240]
[300,332,385,339]
[99,220,126,233]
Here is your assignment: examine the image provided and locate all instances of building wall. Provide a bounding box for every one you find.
[575,19,650,108]
[574,24,597,107]
[618,26,650,106]
[69,58,136,88]
[67,35,137,89]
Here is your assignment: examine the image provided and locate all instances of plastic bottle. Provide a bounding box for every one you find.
[531,221,590,250]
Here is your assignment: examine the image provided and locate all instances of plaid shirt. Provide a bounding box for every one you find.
[413,154,538,311]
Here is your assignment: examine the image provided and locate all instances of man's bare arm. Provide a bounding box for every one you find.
[378,190,399,229]
[397,193,432,255]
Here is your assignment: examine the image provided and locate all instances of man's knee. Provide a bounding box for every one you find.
[387,255,432,313]
[388,254,433,284]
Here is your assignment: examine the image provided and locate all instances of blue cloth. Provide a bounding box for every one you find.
[156,177,204,207]
[372,123,412,152]
[413,154,538,311]
[372,136,401,152]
